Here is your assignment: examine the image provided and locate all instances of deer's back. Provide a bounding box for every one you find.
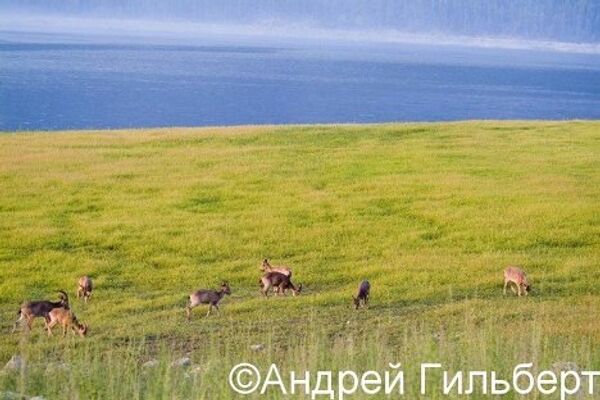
[273,267,292,277]
[358,280,370,297]
[49,307,72,322]
[190,290,219,305]
[504,266,526,282]
[21,300,59,316]
[263,272,289,286]
[263,263,292,276]
[79,276,93,290]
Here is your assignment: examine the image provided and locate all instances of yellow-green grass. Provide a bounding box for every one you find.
[0,121,599,398]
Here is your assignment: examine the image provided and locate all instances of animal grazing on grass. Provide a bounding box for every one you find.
[353,280,370,309]
[77,275,93,303]
[13,290,70,333]
[261,259,292,277]
[503,266,531,297]
[45,307,88,337]
[259,272,302,297]
[185,281,231,319]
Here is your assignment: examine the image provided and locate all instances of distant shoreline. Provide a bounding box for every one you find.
[2,119,599,136]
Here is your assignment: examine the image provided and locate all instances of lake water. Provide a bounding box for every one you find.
[1,32,599,131]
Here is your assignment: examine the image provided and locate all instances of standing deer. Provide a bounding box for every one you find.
[13,291,70,332]
[259,272,302,297]
[503,266,531,297]
[353,280,370,309]
[261,259,292,277]
[77,276,93,303]
[185,281,231,319]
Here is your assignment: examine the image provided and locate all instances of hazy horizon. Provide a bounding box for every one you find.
[2,0,600,54]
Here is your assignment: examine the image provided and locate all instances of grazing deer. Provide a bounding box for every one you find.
[45,307,88,337]
[13,291,69,332]
[260,272,302,297]
[353,280,370,309]
[185,282,231,319]
[261,259,292,277]
[503,266,531,297]
[77,276,93,303]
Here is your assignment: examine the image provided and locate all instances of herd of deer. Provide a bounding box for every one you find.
[12,261,531,337]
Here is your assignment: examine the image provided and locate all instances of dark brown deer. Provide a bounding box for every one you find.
[13,291,70,332]
[503,266,531,297]
[77,276,93,303]
[259,272,302,297]
[185,281,231,319]
[353,280,370,309]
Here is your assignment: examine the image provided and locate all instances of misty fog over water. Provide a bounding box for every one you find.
[0,1,599,130]
[3,0,600,45]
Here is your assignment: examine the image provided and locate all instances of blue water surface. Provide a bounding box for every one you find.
[1,32,599,130]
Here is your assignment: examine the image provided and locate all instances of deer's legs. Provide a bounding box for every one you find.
[262,282,271,297]
[25,315,34,331]
[206,303,219,317]
[46,319,58,336]
[12,313,25,333]
[278,284,286,296]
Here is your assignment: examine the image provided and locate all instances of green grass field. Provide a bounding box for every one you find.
[0,121,599,399]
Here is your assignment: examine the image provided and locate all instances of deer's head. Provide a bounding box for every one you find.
[220,281,232,295]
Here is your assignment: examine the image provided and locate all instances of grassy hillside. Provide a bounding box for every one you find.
[0,121,599,398]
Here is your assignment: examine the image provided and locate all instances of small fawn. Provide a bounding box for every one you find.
[45,307,88,337]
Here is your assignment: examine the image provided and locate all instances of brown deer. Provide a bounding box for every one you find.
[353,280,370,309]
[185,281,231,320]
[77,276,93,303]
[261,259,292,277]
[259,272,302,297]
[45,307,88,337]
[503,266,531,297]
